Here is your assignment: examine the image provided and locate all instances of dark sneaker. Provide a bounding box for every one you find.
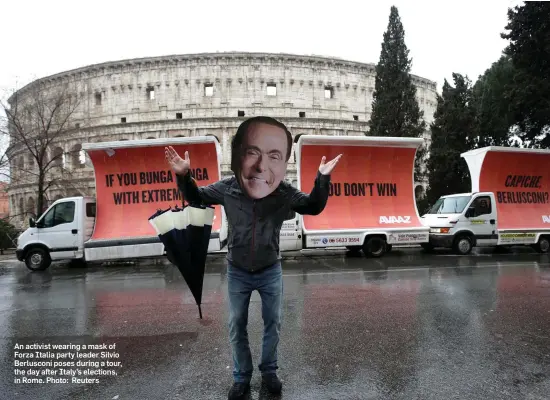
[228,382,250,400]
[261,374,282,394]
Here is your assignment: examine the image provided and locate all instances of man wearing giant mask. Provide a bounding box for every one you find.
[166,116,341,399]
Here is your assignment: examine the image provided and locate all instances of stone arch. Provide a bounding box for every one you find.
[168,129,191,138]
[27,197,36,217]
[10,161,17,179]
[18,197,24,218]
[51,146,65,168]
[27,153,34,170]
[17,156,24,177]
[69,143,85,169]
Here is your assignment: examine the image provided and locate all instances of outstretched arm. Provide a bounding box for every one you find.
[176,172,226,206]
[289,171,331,215]
[289,154,342,215]
[166,146,225,206]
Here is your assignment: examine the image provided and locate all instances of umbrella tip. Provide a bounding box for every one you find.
[198,304,203,319]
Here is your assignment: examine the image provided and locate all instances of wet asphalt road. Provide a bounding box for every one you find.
[1,247,549,400]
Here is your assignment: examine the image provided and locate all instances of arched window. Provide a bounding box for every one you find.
[52,147,65,168]
[69,144,85,169]
[18,156,25,177]
[19,197,24,218]
[27,197,36,218]
[27,154,34,170]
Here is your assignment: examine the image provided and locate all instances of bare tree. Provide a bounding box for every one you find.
[1,79,85,220]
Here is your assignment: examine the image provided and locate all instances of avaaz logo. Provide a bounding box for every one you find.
[379,216,411,224]
[543,215,550,224]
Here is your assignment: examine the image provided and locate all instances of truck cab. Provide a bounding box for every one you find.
[16,196,96,271]
[421,192,498,254]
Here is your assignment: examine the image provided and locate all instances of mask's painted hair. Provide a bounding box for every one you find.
[230,116,293,174]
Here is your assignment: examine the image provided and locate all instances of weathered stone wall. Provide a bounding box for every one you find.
[7,52,437,227]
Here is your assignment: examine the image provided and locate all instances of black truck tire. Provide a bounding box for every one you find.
[362,236,387,258]
[25,247,52,271]
[534,236,550,254]
[453,235,473,255]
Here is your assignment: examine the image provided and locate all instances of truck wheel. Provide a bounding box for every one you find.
[362,236,387,258]
[24,248,52,271]
[453,235,473,255]
[386,244,393,252]
[534,236,550,254]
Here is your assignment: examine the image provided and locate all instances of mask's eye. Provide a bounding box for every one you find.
[245,149,261,157]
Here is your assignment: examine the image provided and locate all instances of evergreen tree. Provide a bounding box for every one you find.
[0,217,19,254]
[423,74,476,211]
[501,2,550,147]
[471,55,516,147]
[369,6,427,180]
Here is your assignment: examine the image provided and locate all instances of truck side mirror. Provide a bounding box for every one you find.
[29,218,36,228]
[465,207,475,218]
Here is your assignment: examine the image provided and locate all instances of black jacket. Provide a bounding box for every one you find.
[176,171,331,272]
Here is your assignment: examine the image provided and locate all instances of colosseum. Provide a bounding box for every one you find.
[7,52,438,227]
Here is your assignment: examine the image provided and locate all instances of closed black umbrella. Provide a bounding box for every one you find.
[149,202,215,319]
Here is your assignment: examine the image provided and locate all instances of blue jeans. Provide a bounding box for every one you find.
[227,262,283,383]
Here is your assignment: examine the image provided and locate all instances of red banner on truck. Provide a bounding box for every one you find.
[297,136,424,231]
[85,138,222,240]
[463,147,550,230]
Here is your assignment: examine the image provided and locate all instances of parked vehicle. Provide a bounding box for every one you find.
[19,137,548,271]
[421,146,550,255]
[16,136,228,270]
[279,135,430,257]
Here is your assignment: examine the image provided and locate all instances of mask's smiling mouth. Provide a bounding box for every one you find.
[247,176,269,185]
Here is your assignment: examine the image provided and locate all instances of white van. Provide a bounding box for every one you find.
[16,196,96,270]
[421,146,550,255]
[16,136,228,270]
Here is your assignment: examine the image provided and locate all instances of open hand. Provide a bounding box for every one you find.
[318,154,342,175]
[165,146,190,175]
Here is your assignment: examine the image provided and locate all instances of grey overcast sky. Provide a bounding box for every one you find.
[0,0,523,100]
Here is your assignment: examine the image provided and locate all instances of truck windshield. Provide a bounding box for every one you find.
[429,196,471,214]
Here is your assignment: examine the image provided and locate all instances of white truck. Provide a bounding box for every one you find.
[16,136,228,270]
[279,135,430,257]
[15,134,433,270]
[421,146,550,255]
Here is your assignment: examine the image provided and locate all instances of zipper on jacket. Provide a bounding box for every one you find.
[251,201,256,269]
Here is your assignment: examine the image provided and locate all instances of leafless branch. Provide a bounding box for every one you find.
[1,80,82,218]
